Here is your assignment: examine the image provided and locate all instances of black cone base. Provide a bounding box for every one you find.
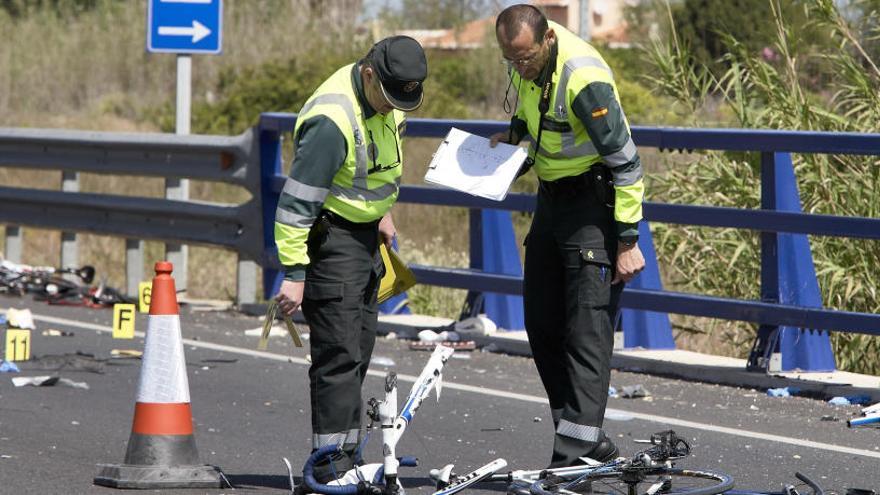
[94,463,223,489]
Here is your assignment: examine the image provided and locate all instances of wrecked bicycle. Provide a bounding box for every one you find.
[0,258,133,306]
[433,430,734,495]
[285,343,734,495]
[286,344,507,495]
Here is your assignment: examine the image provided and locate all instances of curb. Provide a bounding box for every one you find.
[239,304,880,404]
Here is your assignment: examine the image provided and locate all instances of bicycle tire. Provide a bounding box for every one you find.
[530,467,734,495]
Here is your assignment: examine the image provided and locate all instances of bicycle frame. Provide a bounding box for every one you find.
[296,344,455,495]
[379,344,455,493]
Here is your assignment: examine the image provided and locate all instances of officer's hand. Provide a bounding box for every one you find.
[612,242,645,284]
[378,212,396,250]
[489,130,511,148]
[275,279,304,317]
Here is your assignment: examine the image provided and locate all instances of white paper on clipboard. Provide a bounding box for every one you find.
[424,127,527,201]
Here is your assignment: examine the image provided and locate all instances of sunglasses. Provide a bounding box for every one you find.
[366,123,401,174]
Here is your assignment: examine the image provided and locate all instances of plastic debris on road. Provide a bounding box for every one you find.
[767,387,801,397]
[41,329,74,337]
[454,315,497,335]
[608,386,618,397]
[110,349,143,359]
[829,395,872,406]
[11,375,89,389]
[371,356,396,367]
[417,329,461,343]
[245,325,288,338]
[620,384,650,399]
[0,360,20,373]
[410,340,476,351]
[604,410,634,421]
[6,308,35,330]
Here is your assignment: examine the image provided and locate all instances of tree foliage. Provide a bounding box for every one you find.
[643,0,880,373]
[379,0,497,29]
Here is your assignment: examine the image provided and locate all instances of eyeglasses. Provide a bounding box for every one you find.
[366,123,401,174]
[500,35,547,68]
[500,50,542,68]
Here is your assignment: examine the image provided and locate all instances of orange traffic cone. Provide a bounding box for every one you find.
[95,261,223,488]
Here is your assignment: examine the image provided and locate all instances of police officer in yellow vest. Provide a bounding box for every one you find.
[490,5,646,467]
[274,36,427,481]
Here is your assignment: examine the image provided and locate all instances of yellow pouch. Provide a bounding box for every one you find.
[377,244,416,304]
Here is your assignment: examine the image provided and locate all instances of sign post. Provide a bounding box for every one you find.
[147,0,223,294]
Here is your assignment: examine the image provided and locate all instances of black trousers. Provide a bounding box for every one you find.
[523,179,624,468]
[302,214,384,473]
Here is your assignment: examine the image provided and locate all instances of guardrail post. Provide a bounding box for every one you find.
[619,221,675,349]
[773,152,835,371]
[748,151,782,371]
[458,209,485,321]
[237,257,258,305]
[747,152,835,372]
[459,209,524,330]
[260,127,283,300]
[165,178,189,293]
[126,239,144,297]
[61,171,78,269]
[4,225,22,263]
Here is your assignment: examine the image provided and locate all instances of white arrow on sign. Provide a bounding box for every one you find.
[158,20,211,43]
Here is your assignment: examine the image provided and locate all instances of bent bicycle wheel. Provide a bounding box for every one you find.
[530,467,734,495]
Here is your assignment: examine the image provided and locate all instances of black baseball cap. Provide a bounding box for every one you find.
[369,36,428,111]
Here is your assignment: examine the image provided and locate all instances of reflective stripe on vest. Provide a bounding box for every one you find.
[553,56,614,121]
[522,134,598,159]
[298,93,369,193]
[513,22,623,180]
[551,56,614,158]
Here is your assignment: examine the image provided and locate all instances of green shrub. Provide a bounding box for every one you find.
[644,0,880,374]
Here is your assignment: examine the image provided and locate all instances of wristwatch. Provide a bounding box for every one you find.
[619,235,639,247]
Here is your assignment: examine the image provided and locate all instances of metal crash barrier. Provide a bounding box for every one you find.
[1,117,879,372]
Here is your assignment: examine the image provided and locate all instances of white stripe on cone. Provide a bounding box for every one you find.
[136,315,191,403]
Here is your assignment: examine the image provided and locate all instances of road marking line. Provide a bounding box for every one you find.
[34,313,880,460]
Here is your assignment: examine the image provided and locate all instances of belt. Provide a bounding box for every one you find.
[539,170,591,197]
[320,210,380,230]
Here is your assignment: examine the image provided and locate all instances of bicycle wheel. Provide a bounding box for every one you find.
[530,467,734,495]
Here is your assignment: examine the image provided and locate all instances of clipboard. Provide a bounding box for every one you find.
[424,127,527,201]
[378,244,416,303]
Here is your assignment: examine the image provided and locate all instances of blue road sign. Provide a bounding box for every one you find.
[147,0,222,54]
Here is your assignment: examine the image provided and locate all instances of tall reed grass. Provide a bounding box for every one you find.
[642,0,880,373]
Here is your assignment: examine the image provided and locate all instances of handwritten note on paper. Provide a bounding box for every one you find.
[424,127,527,201]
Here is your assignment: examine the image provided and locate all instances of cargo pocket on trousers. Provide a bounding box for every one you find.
[577,247,612,309]
[303,279,346,343]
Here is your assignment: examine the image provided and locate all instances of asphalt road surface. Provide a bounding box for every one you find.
[1,296,878,494]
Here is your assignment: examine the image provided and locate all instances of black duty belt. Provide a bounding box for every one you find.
[320,210,380,230]
[539,170,592,197]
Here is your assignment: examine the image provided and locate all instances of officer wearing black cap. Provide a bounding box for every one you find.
[273,36,427,481]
